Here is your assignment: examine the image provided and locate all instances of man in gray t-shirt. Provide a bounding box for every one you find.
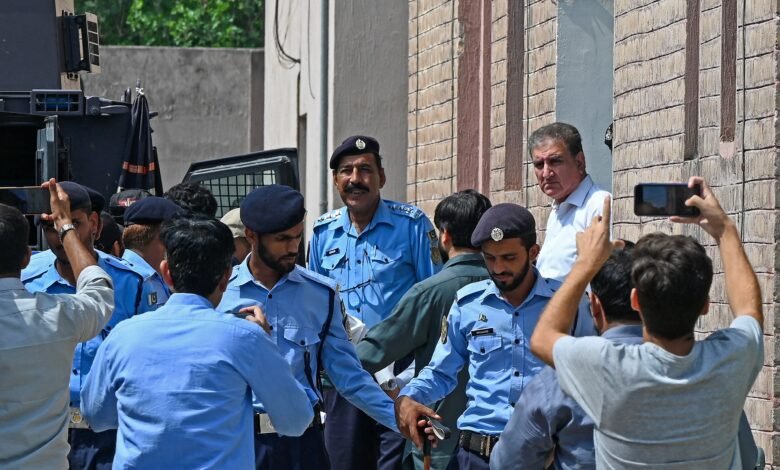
[529,177,764,469]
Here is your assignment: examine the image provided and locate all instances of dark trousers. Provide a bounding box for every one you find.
[254,426,330,470]
[323,389,405,470]
[454,448,489,470]
[67,428,116,470]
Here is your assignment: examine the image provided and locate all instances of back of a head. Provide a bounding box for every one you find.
[434,190,492,249]
[591,243,640,324]
[527,122,583,157]
[160,215,234,297]
[0,204,29,275]
[96,211,123,255]
[632,233,713,340]
[164,183,218,218]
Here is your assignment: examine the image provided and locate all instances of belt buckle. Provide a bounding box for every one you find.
[70,408,83,425]
[480,435,492,458]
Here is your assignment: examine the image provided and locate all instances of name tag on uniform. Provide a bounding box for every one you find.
[326,248,340,256]
[471,327,494,337]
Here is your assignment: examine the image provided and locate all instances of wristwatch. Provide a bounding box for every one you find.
[380,378,399,392]
[58,223,76,240]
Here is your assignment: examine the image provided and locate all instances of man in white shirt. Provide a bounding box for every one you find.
[530,122,611,281]
[0,180,115,469]
[530,177,764,468]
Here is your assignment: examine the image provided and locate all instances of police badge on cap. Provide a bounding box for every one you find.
[471,203,536,247]
[490,228,503,242]
[356,138,366,150]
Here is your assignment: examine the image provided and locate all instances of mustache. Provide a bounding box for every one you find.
[345,183,370,193]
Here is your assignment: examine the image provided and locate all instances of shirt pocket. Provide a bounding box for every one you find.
[467,335,502,355]
[320,249,347,271]
[282,326,322,349]
[369,247,405,277]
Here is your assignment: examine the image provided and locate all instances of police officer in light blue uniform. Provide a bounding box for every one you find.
[395,203,596,470]
[121,197,184,310]
[21,182,151,470]
[218,185,397,470]
[309,135,442,470]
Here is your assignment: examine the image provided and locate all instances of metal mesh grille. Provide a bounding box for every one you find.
[197,168,278,218]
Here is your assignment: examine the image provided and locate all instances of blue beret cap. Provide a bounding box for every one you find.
[329,135,381,169]
[58,182,93,212]
[124,197,184,225]
[240,185,305,234]
[471,203,536,247]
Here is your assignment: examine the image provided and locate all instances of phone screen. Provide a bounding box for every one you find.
[0,187,51,214]
[634,183,700,217]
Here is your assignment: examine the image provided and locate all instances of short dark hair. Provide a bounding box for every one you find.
[160,215,234,297]
[122,223,160,251]
[164,183,218,218]
[631,233,713,340]
[527,122,583,158]
[0,204,29,274]
[434,190,492,249]
[591,243,640,324]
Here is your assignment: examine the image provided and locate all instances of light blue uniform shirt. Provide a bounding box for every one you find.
[122,248,170,311]
[400,270,596,435]
[309,199,442,328]
[22,250,149,406]
[219,259,398,431]
[80,293,313,469]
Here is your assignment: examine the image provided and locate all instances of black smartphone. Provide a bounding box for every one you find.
[634,183,701,217]
[425,416,452,440]
[0,187,51,214]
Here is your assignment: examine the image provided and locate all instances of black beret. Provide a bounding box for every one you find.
[109,189,153,223]
[240,185,305,234]
[82,186,106,214]
[329,135,380,169]
[58,182,93,212]
[124,197,184,226]
[471,203,536,247]
[95,211,123,254]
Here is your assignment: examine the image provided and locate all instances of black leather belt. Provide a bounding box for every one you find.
[458,430,499,458]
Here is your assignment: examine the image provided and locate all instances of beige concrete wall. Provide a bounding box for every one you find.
[82,46,264,190]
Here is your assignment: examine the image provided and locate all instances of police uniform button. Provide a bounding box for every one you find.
[514,371,520,377]
[510,402,516,407]
[514,339,520,344]
[514,312,519,317]
[300,340,305,345]
[480,348,485,353]
[72,369,79,375]
[357,260,362,264]
[268,294,273,299]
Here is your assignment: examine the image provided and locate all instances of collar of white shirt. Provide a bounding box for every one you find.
[552,175,595,210]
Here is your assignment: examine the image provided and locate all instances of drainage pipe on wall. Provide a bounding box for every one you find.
[319,0,330,216]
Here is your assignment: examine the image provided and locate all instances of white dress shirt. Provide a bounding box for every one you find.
[0,265,114,469]
[537,175,611,281]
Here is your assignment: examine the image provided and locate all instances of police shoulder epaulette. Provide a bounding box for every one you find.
[314,208,343,228]
[455,279,491,303]
[99,254,143,281]
[385,200,424,220]
[295,266,338,291]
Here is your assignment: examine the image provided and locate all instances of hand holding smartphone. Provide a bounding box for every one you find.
[0,187,52,214]
[634,183,702,217]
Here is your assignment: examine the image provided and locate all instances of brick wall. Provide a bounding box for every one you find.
[612,0,778,465]
[409,0,778,464]
[407,0,458,217]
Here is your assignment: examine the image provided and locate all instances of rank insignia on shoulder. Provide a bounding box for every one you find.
[440,315,448,343]
[478,313,488,322]
[148,292,158,306]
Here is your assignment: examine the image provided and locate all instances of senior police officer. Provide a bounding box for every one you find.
[395,203,596,470]
[122,196,184,310]
[21,182,151,470]
[530,122,611,281]
[218,184,399,470]
[309,135,442,470]
[356,190,492,469]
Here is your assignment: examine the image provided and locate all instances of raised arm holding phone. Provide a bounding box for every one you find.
[530,176,764,468]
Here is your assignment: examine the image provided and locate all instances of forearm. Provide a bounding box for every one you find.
[531,261,595,366]
[61,230,98,282]
[719,223,763,325]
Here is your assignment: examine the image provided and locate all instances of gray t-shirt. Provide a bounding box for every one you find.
[553,316,763,469]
